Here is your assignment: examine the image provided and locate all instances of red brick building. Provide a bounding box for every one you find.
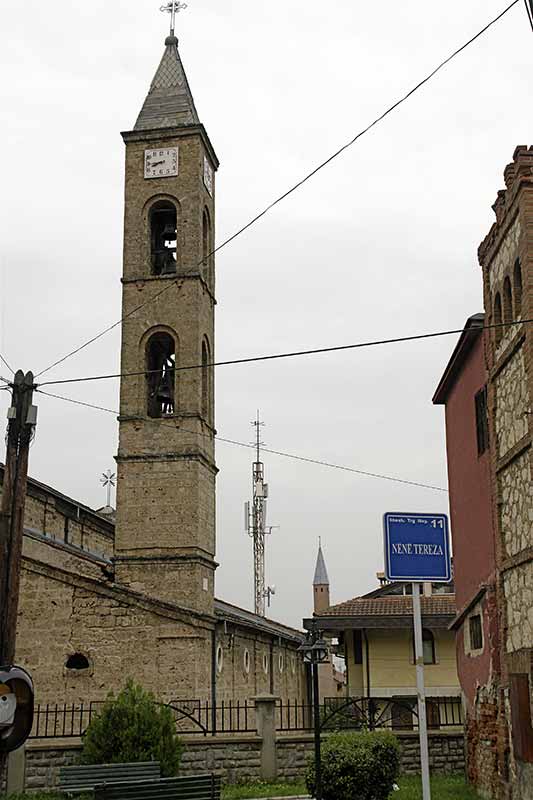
[434,147,533,799]
[433,315,506,795]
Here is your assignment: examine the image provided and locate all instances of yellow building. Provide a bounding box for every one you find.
[307,573,461,730]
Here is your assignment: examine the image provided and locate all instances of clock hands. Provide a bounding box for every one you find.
[151,160,165,168]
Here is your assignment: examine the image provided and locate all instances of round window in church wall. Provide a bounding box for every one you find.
[216,645,224,674]
[243,649,250,675]
[262,654,269,674]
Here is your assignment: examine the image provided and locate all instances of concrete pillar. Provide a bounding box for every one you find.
[254,695,279,781]
[7,745,25,794]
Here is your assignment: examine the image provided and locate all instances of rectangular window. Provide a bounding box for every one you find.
[475,387,489,456]
[353,630,363,665]
[510,674,533,763]
[469,614,483,651]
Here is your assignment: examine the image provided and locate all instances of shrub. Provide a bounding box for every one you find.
[80,681,183,777]
[306,730,400,800]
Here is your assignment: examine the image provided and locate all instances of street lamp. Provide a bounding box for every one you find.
[298,629,329,800]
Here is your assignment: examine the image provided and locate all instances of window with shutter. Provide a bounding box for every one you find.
[510,674,533,763]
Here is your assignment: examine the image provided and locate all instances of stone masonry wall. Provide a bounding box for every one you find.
[504,561,533,653]
[499,450,533,558]
[495,349,529,459]
[23,732,465,791]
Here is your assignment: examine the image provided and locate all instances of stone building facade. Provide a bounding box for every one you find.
[435,146,533,799]
[478,147,533,799]
[4,29,308,714]
[5,466,307,707]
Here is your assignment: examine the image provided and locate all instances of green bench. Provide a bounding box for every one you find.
[94,773,222,800]
[59,762,161,794]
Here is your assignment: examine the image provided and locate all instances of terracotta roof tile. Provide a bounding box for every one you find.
[322,595,456,618]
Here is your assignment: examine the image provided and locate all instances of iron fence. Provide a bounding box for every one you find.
[277,695,464,733]
[29,695,462,740]
[29,698,257,739]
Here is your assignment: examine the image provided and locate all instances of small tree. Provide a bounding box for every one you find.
[306,730,400,800]
[81,681,183,777]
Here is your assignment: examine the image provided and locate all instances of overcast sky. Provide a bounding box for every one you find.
[1,0,531,628]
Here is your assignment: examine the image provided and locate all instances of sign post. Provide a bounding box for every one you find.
[383,512,451,800]
[412,581,431,800]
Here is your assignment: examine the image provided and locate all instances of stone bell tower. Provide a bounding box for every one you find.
[114,23,219,616]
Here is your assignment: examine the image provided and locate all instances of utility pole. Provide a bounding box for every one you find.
[0,371,37,665]
[244,412,276,617]
[0,370,36,789]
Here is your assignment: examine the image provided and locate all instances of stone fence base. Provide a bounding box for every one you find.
[14,730,464,792]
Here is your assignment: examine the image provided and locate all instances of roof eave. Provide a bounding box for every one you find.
[305,614,455,631]
[432,314,485,405]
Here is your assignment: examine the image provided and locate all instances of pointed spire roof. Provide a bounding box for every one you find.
[135,35,200,131]
[313,542,329,586]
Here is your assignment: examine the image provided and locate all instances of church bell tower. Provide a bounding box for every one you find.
[114,18,219,615]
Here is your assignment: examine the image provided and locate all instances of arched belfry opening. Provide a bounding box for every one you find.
[202,209,212,284]
[150,201,177,276]
[146,332,176,418]
[201,338,211,421]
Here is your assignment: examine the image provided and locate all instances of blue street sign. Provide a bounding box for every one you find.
[383,512,451,583]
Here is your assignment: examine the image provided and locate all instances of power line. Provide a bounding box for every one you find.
[38,316,530,389]
[35,389,447,493]
[36,390,117,415]
[0,354,14,376]
[523,0,533,31]
[34,0,519,380]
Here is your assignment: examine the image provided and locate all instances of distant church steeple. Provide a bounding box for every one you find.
[313,540,330,614]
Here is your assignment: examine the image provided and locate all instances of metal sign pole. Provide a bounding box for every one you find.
[412,581,431,800]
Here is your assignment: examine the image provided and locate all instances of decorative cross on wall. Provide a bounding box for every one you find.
[160,1,188,36]
[100,469,116,508]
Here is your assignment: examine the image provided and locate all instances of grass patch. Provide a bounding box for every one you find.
[393,775,480,799]
[5,775,479,800]
[222,781,307,800]
[221,775,479,800]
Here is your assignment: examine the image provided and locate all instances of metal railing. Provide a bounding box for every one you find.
[29,698,257,739]
[29,695,463,740]
[277,695,464,733]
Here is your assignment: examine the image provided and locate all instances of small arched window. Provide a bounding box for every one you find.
[202,209,211,284]
[514,259,523,317]
[146,332,176,418]
[494,292,503,346]
[503,276,513,327]
[150,201,177,276]
[201,338,211,421]
[66,653,90,671]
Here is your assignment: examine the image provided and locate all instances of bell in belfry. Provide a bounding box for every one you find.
[157,369,174,415]
[160,224,177,275]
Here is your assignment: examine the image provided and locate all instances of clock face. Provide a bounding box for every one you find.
[144,148,178,179]
[203,156,214,196]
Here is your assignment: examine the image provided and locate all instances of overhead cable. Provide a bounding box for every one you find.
[0,354,14,375]
[35,0,519,380]
[35,389,447,493]
[38,316,529,389]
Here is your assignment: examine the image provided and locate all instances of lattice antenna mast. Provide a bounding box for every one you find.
[244,412,276,616]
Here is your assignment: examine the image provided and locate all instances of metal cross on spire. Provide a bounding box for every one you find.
[100,469,116,508]
[160,1,188,36]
